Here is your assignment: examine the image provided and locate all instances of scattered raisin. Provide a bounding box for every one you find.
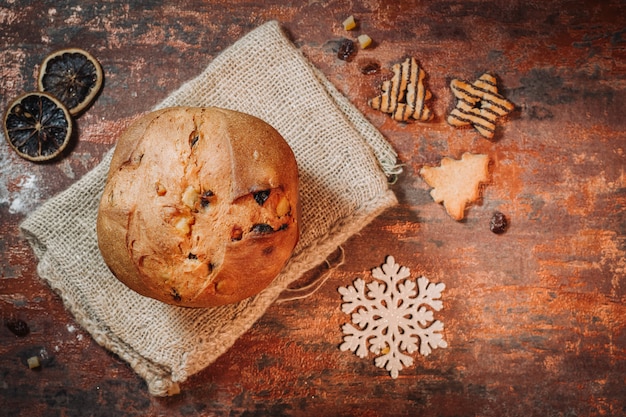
[253,190,271,206]
[200,190,214,208]
[490,212,508,234]
[359,60,380,75]
[6,318,30,337]
[251,223,274,234]
[188,253,197,260]
[337,38,356,61]
[231,226,243,241]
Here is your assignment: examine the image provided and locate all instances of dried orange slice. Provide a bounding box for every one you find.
[3,92,72,161]
[37,48,103,116]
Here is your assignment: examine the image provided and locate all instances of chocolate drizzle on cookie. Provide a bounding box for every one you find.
[447,73,515,139]
[369,57,433,122]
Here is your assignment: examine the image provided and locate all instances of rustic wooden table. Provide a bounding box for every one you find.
[2,1,625,416]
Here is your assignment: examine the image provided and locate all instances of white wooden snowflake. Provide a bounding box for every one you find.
[338,256,447,378]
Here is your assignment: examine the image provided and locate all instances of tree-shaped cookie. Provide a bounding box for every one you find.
[419,153,490,220]
[369,57,433,122]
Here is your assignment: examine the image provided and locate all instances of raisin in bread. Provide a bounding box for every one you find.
[96,107,300,307]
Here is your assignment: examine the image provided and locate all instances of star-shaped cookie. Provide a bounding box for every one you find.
[369,57,433,122]
[447,73,514,139]
[419,153,490,221]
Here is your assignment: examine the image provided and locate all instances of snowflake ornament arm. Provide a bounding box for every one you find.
[338,256,447,378]
[415,276,445,318]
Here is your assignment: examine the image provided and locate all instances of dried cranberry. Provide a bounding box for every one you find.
[6,318,30,337]
[337,38,356,61]
[490,212,508,234]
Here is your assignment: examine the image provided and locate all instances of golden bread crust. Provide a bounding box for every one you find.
[97,107,299,307]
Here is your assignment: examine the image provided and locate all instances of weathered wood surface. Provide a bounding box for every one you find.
[1,1,625,416]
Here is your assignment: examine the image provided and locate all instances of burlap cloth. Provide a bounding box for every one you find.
[19,20,398,396]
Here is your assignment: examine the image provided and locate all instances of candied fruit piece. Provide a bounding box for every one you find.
[173,215,194,235]
[27,356,40,369]
[358,34,373,49]
[343,15,357,31]
[276,196,291,217]
[181,185,199,209]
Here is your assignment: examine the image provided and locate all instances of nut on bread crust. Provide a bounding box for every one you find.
[97,107,300,307]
